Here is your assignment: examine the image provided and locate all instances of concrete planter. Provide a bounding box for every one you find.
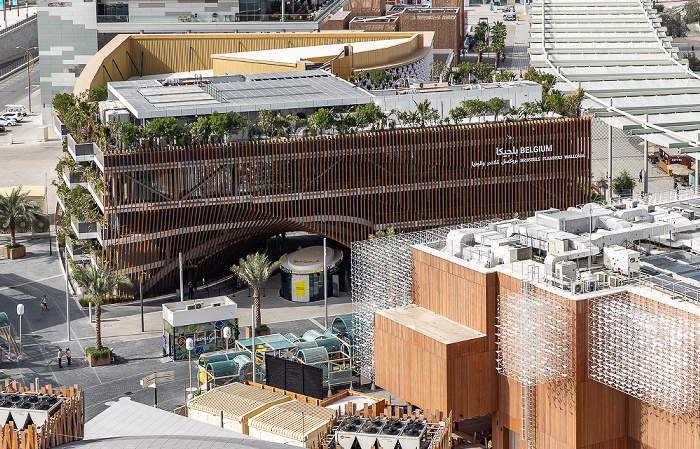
[66,134,96,162]
[85,350,111,367]
[53,115,69,139]
[2,245,26,259]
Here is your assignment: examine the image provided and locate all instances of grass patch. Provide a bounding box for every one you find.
[85,347,110,359]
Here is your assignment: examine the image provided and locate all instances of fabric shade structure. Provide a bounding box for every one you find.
[666,164,693,177]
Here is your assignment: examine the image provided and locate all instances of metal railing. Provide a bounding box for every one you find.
[0,52,38,83]
[610,186,700,206]
[0,13,36,38]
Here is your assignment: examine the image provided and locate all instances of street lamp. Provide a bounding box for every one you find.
[16,304,24,362]
[186,337,194,400]
[223,326,231,353]
[16,45,37,113]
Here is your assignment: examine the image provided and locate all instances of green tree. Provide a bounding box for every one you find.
[684,52,700,72]
[413,99,439,128]
[429,60,448,82]
[461,99,487,123]
[189,116,211,143]
[230,253,279,330]
[473,40,487,64]
[88,85,108,102]
[684,0,700,24]
[308,108,336,135]
[147,117,181,144]
[257,109,275,138]
[661,10,687,37]
[518,101,541,120]
[52,92,75,121]
[654,4,664,13]
[491,21,507,69]
[544,90,565,115]
[474,22,489,63]
[449,105,468,124]
[473,62,494,82]
[368,69,390,88]
[71,264,132,350]
[612,170,636,195]
[563,88,585,118]
[496,70,516,82]
[455,62,473,83]
[0,187,44,247]
[355,103,386,130]
[487,97,508,121]
[119,123,142,150]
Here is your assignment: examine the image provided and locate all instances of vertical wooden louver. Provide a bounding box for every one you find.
[101,118,591,292]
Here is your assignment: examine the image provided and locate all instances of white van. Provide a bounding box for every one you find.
[5,105,27,116]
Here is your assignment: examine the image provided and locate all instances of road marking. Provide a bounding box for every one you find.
[308,317,326,330]
[0,274,63,292]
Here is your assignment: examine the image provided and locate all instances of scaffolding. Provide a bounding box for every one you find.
[351,221,496,381]
[589,293,700,415]
[496,283,575,447]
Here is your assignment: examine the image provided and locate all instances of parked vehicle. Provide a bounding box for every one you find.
[5,105,27,116]
[2,112,23,122]
[0,118,16,127]
[0,124,5,133]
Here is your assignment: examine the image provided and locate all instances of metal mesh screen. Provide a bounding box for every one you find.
[589,292,700,415]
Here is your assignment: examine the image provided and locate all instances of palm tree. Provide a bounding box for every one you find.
[230,253,279,330]
[473,40,487,64]
[71,264,132,350]
[0,187,44,247]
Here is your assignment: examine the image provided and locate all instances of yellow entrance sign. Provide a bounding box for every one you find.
[295,280,305,296]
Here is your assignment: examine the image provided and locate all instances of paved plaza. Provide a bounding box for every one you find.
[0,238,357,420]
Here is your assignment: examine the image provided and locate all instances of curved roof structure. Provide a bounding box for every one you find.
[529,0,700,153]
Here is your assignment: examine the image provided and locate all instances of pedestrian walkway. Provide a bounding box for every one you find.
[0,6,36,31]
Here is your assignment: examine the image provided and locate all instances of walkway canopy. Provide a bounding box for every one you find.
[529,0,700,153]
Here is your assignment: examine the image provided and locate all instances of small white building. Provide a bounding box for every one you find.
[163,296,238,360]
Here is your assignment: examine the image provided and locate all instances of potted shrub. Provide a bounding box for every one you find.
[0,187,44,260]
[245,323,271,338]
[85,346,111,367]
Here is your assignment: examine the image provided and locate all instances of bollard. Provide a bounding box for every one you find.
[8,131,13,145]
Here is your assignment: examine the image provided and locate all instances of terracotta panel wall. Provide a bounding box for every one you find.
[349,20,400,32]
[102,119,591,292]
[399,12,460,58]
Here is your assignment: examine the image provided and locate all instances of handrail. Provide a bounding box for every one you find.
[0,14,37,38]
[0,52,39,83]
[537,0,700,150]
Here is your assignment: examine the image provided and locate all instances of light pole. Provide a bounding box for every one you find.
[251,304,256,383]
[179,252,184,302]
[223,326,231,353]
[16,46,37,113]
[186,337,194,400]
[323,238,328,329]
[16,304,24,362]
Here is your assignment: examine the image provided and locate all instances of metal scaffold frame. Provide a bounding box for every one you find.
[496,283,575,447]
[351,221,496,381]
[589,293,700,415]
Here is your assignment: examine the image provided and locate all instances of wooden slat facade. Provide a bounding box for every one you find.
[101,118,591,292]
[381,246,700,449]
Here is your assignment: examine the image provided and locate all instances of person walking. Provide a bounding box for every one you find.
[41,295,49,311]
[188,281,194,300]
[66,348,72,366]
[639,169,643,183]
[57,348,63,368]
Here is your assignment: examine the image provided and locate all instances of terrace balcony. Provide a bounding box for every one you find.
[86,181,106,213]
[62,167,86,190]
[65,236,92,262]
[53,115,69,141]
[66,134,96,163]
[70,216,102,244]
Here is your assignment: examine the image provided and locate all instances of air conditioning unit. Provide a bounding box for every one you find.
[572,281,583,294]
[609,276,620,287]
[596,273,608,283]
[195,303,203,309]
[186,305,196,311]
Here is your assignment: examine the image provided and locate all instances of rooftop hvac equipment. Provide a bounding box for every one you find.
[603,246,640,275]
[0,393,63,428]
[335,417,428,449]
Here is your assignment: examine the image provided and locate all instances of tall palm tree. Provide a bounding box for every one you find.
[0,186,44,246]
[72,264,132,350]
[231,253,279,330]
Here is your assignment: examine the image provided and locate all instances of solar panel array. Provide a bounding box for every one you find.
[108,70,374,119]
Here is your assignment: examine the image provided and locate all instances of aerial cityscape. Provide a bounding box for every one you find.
[1,0,700,448]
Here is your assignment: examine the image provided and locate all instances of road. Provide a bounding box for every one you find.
[0,63,39,111]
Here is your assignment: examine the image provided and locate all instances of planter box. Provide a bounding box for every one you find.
[245,327,271,338]
[66,133,96,162]
[2,245,26,259]
[85,351,111,367]
[63,166,86,189]
[71,217,101,241]
[53,115,69,140]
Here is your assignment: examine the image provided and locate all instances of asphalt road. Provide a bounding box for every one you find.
[0,63,39,111]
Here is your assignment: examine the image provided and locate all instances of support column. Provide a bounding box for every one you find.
[607,124,613,202]
[643,115,649,195]
[696,157,699,195]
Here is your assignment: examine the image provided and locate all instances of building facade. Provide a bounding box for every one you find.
[358,203,700,448]
[62,117,590,293]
